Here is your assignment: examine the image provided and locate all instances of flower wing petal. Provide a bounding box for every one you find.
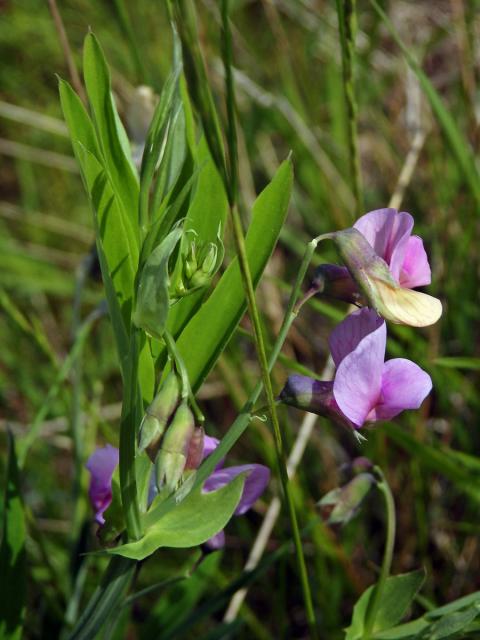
[400,235,431,288]
[204,464,270,515]
[374,358,432,420]
[387,211,414,282]
[333,322,386,427]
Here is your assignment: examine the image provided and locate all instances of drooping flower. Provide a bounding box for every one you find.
[317,208,442,327]
[86,445,119,525]
[85,436,270,546]
[280,308,432,429]
[202,435,270,550]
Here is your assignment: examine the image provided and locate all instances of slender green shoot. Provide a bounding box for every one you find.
[336,0,363,217]
[221,2,318,636]
[363,466,397,639]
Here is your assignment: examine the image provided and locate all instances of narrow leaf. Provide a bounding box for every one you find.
[83,33,140,230]
[133,227,184,339]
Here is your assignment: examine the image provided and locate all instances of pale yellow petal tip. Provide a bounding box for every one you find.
[374,281,443,327]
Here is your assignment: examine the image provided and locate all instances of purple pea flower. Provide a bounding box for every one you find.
[281,308,432,429]
[316,208,442,327]
[202,435,270,550]
[85,437,270,547]
[85,445,119,525]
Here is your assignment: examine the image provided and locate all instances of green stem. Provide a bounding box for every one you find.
[119,328,143,540]
[221,4,317,634]
[336,0,363,217]
[164,329,205,424]
[363,467,396,639]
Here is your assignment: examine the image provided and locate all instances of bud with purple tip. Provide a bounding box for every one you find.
[155,402,195,492]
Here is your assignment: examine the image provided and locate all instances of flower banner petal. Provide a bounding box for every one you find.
[333,322,386,426]
[329,308,384,367]
[400,235,431,288]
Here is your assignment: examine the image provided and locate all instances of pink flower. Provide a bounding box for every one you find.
[280,308,432,429]
[353,208,431,288]
[315,208,442,327]
[85,437,270,545]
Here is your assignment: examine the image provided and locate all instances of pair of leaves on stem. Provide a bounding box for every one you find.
[347,569,480,639]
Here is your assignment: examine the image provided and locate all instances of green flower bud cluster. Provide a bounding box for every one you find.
[172,238,220,299]
[138,372,205,492]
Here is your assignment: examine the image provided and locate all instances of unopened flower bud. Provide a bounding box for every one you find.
[279,374,355,431]
[155,403,195,492]
[332,229,442,327]
[311,264,363,305]
[138,372,180,462]
[188,270,212,289]
[200,244,217,275]
[318,472,375,525]
[174,278,188,298]
[184,242,197,280]
[185,426,205,470]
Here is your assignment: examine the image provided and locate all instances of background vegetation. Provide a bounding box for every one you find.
[1,0,479,638]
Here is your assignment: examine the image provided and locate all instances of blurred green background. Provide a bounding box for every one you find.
[1,1,480,638]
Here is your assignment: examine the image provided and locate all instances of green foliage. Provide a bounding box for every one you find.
[108,474,245,560]
[133,226,183,339]
[176,158,293,392]
[0,433,26,640]
[346,570,426,639]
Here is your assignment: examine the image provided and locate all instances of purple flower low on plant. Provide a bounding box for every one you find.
[281,308,432,429]
[85,445,119,525]
[202,435,270,550]
[85,437,270,545]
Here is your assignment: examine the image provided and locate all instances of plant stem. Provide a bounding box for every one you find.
[221,3,318,635]
[363,466,396,639]
[336,0,363,217]
[119,328,143,540]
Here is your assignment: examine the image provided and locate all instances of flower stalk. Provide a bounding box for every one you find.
[363,466,396,639]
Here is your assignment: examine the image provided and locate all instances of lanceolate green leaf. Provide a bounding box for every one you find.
[60,78,140,339]
[58,78,100,161]
[133,227,184,340]
[0,433,26,640]
[370,0,480,207]
[67,556,136,640]
[176,157,293,391]
[345,570,425,640]
[107,474,245,560]
[74,142,138,337]
[83,33,140,230]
